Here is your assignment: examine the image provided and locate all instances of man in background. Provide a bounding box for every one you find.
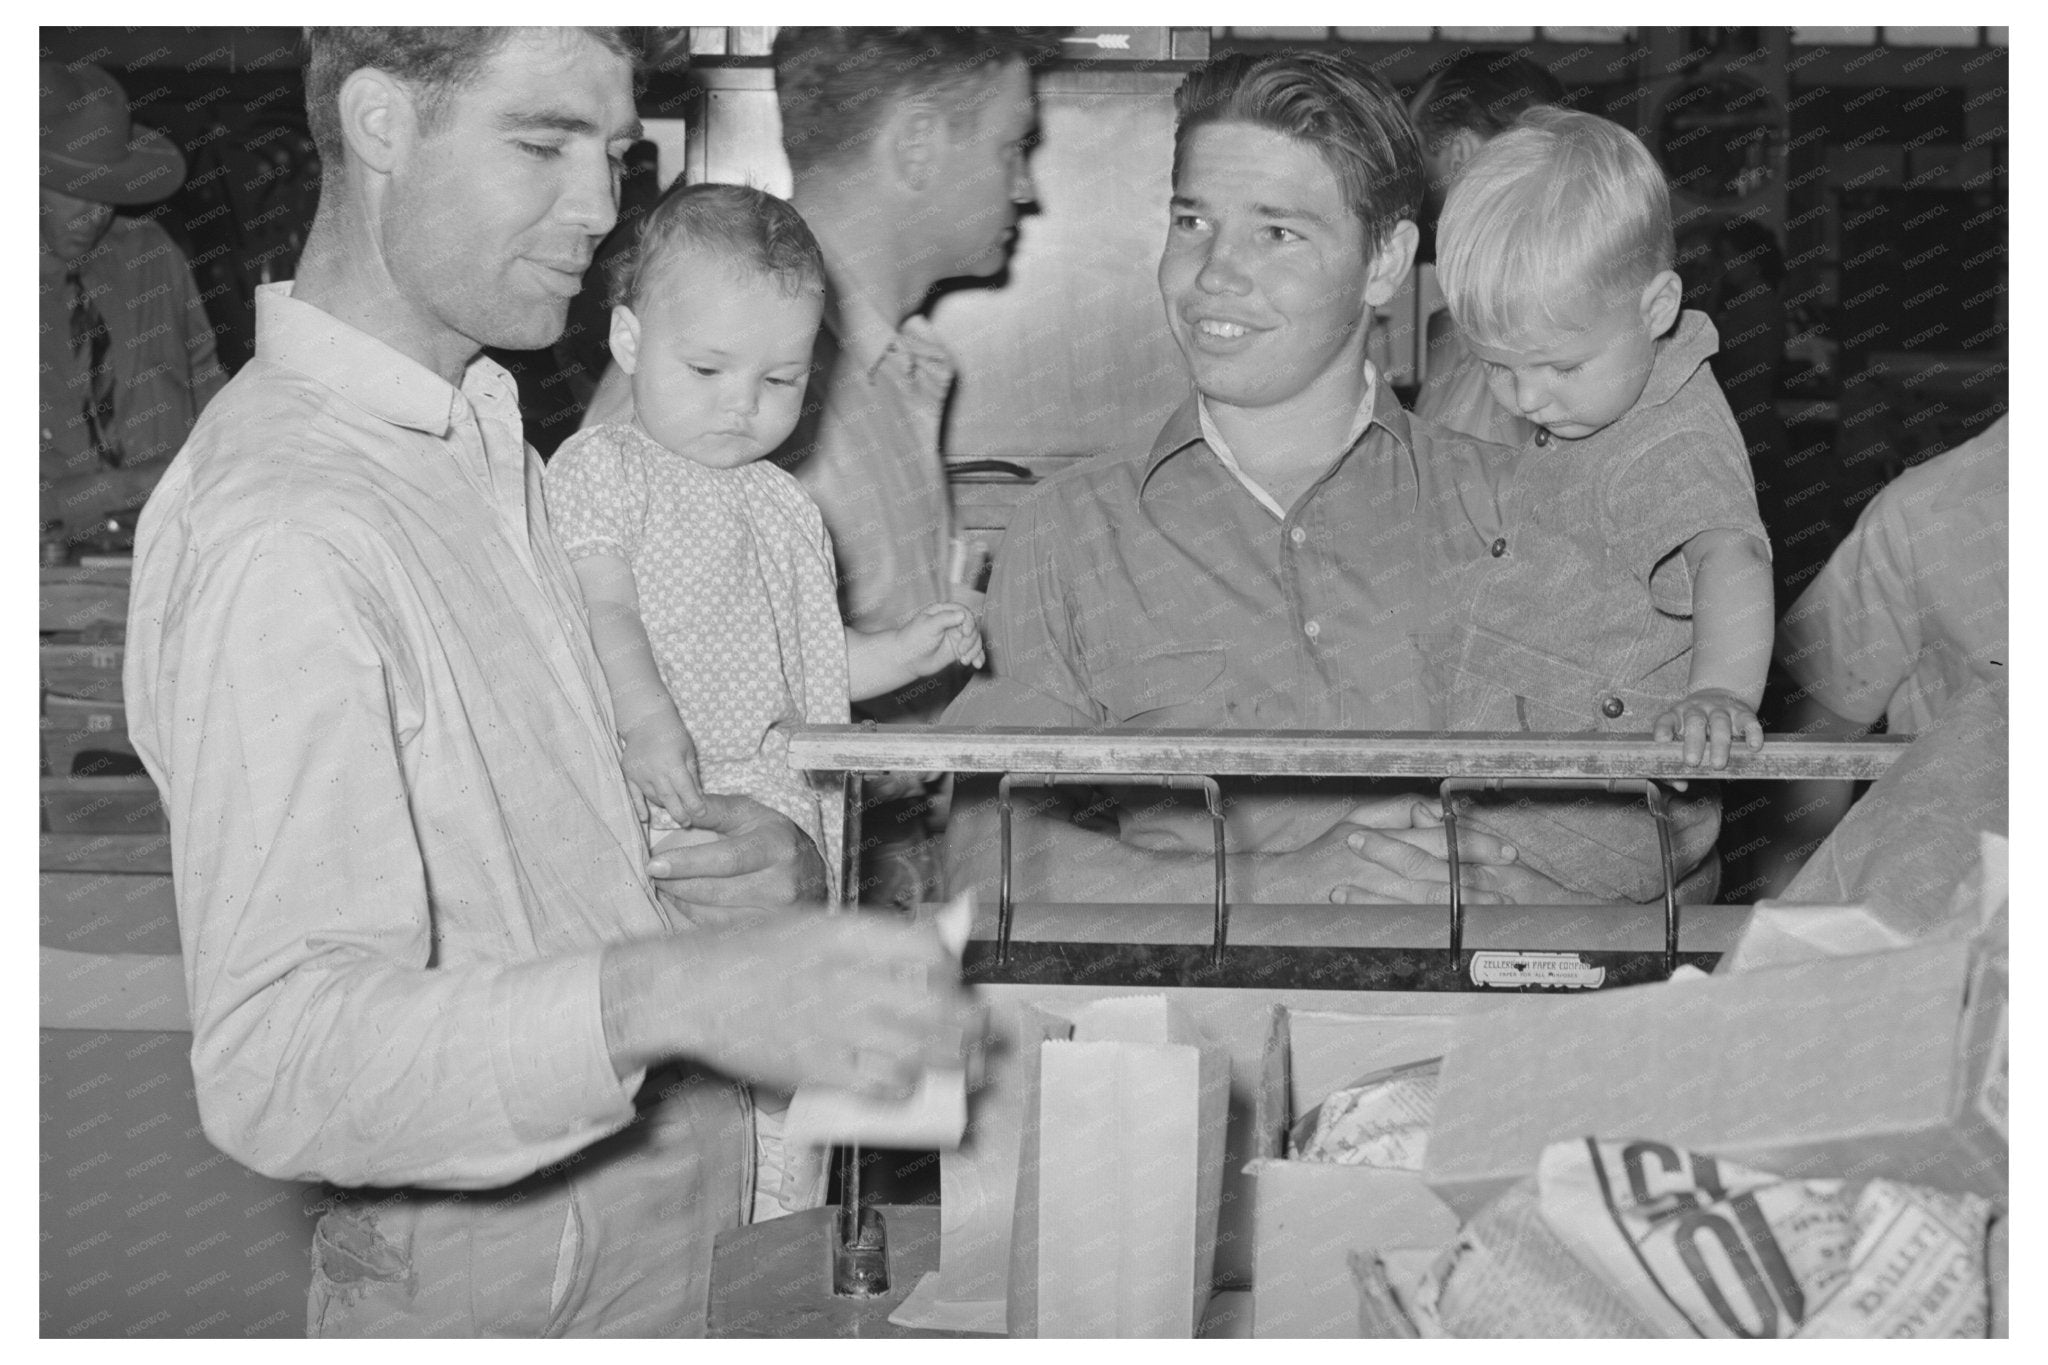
[1757,415,2009,899]
[40,59,226,543]
[771,27,1048,905]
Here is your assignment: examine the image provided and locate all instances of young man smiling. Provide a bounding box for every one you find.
[944,52,1708,909]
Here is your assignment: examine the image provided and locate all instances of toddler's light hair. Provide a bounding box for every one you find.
[1436,107,1674,348]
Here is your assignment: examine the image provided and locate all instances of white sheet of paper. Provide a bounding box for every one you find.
[782,895,974,1151]
[784,1066,967,1151]
[888,1271,1007,1335]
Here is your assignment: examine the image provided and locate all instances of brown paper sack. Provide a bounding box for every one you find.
[1006,995,1230,1337]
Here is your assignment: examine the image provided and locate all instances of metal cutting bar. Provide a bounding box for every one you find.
[788,726,1908,782]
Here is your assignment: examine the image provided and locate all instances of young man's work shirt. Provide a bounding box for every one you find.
[125,283,744,1337]
[945,370,1507,857]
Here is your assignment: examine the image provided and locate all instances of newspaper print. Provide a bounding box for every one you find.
[1541,1138,1990,1338]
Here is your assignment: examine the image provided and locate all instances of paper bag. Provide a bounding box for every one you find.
[1007,995,1230,1337]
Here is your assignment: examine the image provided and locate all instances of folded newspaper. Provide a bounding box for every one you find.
[1358,1137,1991,1338]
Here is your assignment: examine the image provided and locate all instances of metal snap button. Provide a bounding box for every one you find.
[1600,695,1625,719]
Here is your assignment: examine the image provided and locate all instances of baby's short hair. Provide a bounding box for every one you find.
[609,181,825,310]
[1436,107,1674,347]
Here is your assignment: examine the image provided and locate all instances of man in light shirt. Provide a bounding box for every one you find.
[1758,416,2008,900]
[1779,415,2007,738]
[126,27,976,1337]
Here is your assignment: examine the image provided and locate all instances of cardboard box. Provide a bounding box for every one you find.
[1245,1008,1463,1338]
[1423,921,2008,1218]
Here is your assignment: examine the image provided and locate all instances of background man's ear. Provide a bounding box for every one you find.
[1640,269,1684,336]
[1363,220,1421,309]
[1441,128,1485,181]
[609,305,642,376]
[336,67,414,176]
[887,100,942,192]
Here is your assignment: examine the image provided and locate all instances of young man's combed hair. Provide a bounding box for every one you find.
[609,181,825,309]
[1170,51,1425,257]
[1436,106,1675,347]
[772,27,1059,178]
[302,27,647,172]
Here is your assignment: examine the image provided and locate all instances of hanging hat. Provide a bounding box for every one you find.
[40,60,186,205]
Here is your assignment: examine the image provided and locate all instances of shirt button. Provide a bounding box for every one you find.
[1601,695,1625,719]
[1290,526,1306,545]
[1490,537,1508,558]
[1304,620,1321,639]
[1535,430,1552,447]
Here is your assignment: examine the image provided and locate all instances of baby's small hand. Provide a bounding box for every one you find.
[1654,689,1764,769]
[946,615,986,670]
[623,718,706,826]
[901,602,983,676]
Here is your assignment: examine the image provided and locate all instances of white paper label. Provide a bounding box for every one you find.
[1468,951,1606,989]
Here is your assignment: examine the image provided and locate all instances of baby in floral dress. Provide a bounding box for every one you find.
[547,182,981,1219]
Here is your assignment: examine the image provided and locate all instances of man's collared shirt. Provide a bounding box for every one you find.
[944,381,1506,853]
[40,216,226,483]
[126,282,743,1336]
[1196,362,1379,519]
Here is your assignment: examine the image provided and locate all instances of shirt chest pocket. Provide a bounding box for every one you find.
[1439,624,1675,734]
[1093,644,1229,728]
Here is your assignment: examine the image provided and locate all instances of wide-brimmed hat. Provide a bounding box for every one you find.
[41,60,185,205]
